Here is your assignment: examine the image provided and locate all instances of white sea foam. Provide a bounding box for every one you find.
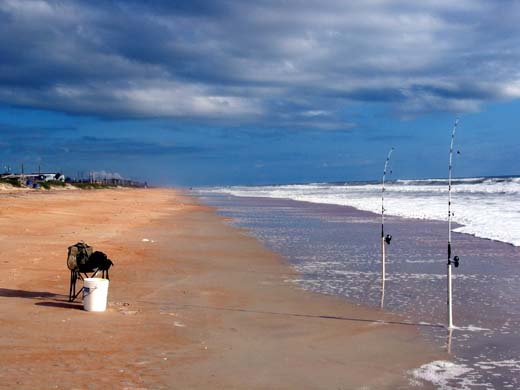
[475,360,520,371]
[410,360,476,389]
[453,325,492,332]
[205,176,520,246]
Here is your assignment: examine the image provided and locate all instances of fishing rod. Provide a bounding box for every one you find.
[381,147,394,282]
[447,119,460,329]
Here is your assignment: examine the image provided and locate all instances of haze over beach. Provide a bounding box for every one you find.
[1,1,519,389]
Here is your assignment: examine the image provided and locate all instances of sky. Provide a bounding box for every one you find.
[0,0,519,187]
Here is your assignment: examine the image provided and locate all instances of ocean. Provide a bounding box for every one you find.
[203,176,520,247]
[197,176,520,389]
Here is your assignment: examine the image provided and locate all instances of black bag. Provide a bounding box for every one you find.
[88,251,114,271]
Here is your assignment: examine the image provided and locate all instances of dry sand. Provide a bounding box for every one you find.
[0,188,442,389]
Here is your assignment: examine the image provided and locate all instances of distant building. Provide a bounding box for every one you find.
[38,173,65,182]
[0,172,65,182]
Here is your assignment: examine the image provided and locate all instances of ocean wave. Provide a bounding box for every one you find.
[202,176,520,247]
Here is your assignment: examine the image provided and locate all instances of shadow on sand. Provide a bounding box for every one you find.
[0,287,82,310]
[35,301,83,310]
[0,288,58,299]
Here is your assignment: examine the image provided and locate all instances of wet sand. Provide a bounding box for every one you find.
[0,188,441,389]
[199,193,520,389]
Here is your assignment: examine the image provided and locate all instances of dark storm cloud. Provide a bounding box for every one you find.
[1,0,520,124]
[0,123,205,160]
[0,122,76,155]
[0,122,75,134]
[74,136,207,157]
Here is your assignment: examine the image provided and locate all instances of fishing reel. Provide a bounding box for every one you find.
[448,255,460,268]
[385,234,392,245]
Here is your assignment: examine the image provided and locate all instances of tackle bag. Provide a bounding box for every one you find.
[67,241,94,272]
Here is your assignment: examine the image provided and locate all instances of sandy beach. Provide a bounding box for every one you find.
[0,188,441,389]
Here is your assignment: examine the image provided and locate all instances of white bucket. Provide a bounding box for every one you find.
[83,278,109,312]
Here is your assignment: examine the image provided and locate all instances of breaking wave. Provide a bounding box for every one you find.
[205,176,520,246]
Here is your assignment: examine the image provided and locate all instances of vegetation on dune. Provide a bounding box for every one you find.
[0,178,22,187]
[70,182,117,189]
[1,178,144,190]
[39,180,67,189]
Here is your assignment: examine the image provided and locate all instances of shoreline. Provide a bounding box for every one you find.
[199,191,520,388]
[203,176,520,248]
[0,188,442,388]
[210,193,519,248]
